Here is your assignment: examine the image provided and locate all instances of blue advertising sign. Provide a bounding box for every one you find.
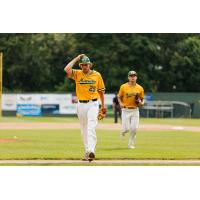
[16,104,41,116]
[144,95,153,102]
[41,104,59,114]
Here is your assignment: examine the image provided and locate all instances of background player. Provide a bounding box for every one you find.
[64,54,105,161]
[112,92,121,123]
[118,70,144,149]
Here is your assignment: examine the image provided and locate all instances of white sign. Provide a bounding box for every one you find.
[40,94,72,104]
[104,94,115,105]
[2,93,116,114]
[2,94,17,111]
[60,103,77,114]
[17,94,41,105]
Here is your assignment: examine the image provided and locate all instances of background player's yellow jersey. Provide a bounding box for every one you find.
[69,69,105,100]
[118,82,144,108]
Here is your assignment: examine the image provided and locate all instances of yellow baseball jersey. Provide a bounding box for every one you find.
[118,83,144,108]
[69,69,105,100]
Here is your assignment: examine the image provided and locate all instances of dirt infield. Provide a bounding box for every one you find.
[0,159,200,165]
[0,122,200,132]
[0,138,18,142]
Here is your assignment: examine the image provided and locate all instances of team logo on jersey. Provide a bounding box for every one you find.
[125,92,140,98]
[79,78,96,84]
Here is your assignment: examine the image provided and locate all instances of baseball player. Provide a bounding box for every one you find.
[112,92,121,123]
[118,71,144,149]
[64,54,106,162]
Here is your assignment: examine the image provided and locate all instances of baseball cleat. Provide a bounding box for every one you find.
[128,145,135,149]
[88,152,95,162]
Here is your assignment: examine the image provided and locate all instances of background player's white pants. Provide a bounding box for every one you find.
[121,108,139,147]
[77,101,99,154]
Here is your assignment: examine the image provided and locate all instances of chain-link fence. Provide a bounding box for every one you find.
[140,101,191,118]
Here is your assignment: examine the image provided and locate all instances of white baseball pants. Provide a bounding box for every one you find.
[77,100,99,154]
[121,108,139,147]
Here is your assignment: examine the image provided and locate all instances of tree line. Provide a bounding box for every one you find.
[0,33,200,93]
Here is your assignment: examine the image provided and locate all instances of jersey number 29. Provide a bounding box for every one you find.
[89,86,96,92]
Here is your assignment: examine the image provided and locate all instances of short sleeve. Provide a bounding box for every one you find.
[97,74,105,92]
[118,85,124,97]
[69,69,77,80]
[140,87,145,99]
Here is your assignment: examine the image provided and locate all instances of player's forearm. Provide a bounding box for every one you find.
[98,91,105,108]
[64,57,79,73]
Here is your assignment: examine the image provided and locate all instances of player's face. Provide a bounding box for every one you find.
[80,63,91,73]
[128,74,137,82]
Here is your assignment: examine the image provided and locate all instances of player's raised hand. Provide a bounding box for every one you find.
[76,54,85,61]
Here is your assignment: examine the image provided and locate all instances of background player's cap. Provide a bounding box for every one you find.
[128,71,137,76]
[79,56,91,65]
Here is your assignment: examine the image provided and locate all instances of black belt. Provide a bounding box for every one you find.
[124,107,137,109]
[79,98,97,103]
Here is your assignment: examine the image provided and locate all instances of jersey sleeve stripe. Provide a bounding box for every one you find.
[66,69,74,78]
[98,88,106,92]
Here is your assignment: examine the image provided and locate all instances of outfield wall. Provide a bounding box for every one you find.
[146,93,200,118]
[1,93,115,117]
[2,93,200,118]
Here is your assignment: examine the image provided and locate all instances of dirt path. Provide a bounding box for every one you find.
[0,159,200,165]
[0,122,200,132]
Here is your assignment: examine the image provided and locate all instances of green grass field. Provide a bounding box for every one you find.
[1,128,200,160]
[0,117,200,165]
[0,117,200,158]
[0,116,200,126]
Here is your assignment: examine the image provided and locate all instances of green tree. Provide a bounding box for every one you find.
[0,33,76,92]
[1,33,200,93]
[74,33,161,92]
[170,36,200,91]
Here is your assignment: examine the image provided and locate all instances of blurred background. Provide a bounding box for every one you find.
[0,33,200,118]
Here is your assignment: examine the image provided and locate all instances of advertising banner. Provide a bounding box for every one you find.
[2,94,17,111]
[59,104,77,114]
[16,104,41,116]
[40,94,71,104]
[144,95,153,102]
[2,93,141,115]
[17,94,41,104]
[41,104,59,114]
